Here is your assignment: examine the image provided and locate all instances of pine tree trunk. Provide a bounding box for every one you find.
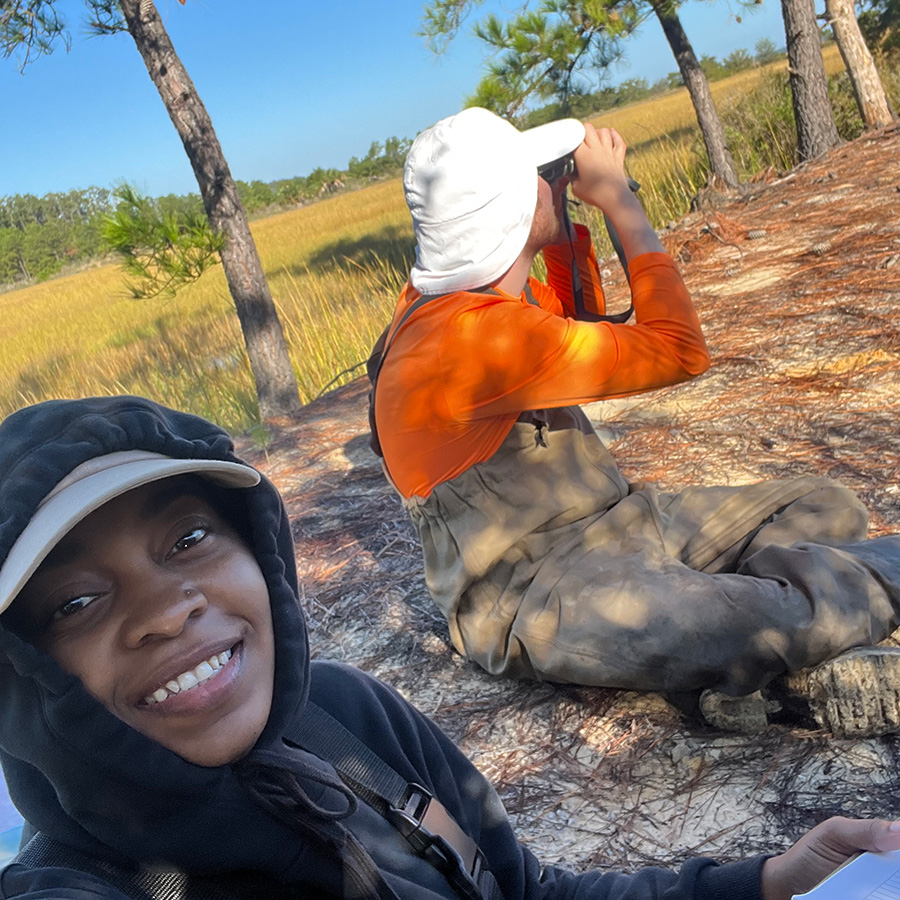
[649,0,740,189]
[780,0,842,159]
[119,0,301,421]
[825,0,893,128]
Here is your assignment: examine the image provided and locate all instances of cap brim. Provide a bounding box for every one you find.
[0,455,260,615]
[520,118,586,167]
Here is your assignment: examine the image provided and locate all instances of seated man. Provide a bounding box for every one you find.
[369,107,900,734]
[0,393,897,900]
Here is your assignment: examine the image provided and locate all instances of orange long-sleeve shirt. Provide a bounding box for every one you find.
[375,226,710,499]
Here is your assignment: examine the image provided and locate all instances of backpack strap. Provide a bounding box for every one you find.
[14,831,385,900]
[366,291,448,474]
[286,703,503,900]
[14,833,158,900]
[367,285,507,475]
[368,293,445,392]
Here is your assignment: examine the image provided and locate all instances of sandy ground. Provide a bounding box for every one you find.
[237,121,900,873]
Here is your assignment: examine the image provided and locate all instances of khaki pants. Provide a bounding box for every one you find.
[405,409,900,694]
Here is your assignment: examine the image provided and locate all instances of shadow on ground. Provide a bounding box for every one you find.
[294,223,416,279]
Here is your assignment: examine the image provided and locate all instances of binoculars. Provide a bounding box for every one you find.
[537,154,577,184]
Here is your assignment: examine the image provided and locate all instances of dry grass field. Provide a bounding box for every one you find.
[593,44,844,144]
[0,180,413,428]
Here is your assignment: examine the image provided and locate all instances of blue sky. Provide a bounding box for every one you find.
[0,0,792,198]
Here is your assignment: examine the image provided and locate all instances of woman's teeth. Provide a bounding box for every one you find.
[144,649,233,705]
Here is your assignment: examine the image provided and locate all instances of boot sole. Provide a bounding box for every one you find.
[792,647,900,738]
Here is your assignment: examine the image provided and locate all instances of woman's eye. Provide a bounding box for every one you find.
[170,525,208,557]
[54,595,99,620]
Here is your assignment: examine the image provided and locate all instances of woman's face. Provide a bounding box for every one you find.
[9,478,275,767]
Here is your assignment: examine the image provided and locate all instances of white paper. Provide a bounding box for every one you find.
[793,850,900,899]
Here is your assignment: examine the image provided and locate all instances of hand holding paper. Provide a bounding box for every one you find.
[792,848,900,899]
[761,817,900,900]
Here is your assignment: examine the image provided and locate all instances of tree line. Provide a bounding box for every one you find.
[0,188,112,283]
[0,137,412,289]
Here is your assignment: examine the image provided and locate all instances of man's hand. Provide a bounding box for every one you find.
[569,123,664,260]
[571,125,631,213]
[761,816,900,900]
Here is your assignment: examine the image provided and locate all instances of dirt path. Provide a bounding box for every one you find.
[237,121,900,872]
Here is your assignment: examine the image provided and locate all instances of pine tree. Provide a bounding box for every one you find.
[422,0,740,188]
[1,0,301,421]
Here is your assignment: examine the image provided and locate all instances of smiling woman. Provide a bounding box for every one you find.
[7,477,275,768]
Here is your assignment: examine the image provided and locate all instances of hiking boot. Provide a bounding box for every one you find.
[698,689,782,734]
[783,646,900,738]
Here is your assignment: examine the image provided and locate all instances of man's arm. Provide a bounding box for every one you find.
[450,251,709,421]
[571,125,665,262]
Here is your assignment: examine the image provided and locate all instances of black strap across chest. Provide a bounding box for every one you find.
[15,833,285,900]
[12,703,502,900]
[287,703,502,900]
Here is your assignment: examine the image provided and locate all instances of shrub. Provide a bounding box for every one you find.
[722,54,899,178]
[723,71,798,176]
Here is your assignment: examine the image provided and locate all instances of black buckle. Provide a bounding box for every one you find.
[387,784,486,895]
[386,785,432,853]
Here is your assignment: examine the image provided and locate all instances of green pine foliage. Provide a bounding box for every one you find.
[0,0,69,70]
[858,0,900,52]
[461,0,641,119]
[101,186,225,299]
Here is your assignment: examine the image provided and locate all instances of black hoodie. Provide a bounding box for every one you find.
[0,396,765,900]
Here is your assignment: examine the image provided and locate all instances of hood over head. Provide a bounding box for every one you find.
[0,396,349,880]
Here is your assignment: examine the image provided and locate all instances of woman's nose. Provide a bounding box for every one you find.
[122,581,207,648]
